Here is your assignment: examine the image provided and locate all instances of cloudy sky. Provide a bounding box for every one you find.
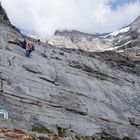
[1,0,140,35]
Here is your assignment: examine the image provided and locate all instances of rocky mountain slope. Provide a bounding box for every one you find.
[0,2,140,140]
[109,16,140,64]
[29,33,112,52]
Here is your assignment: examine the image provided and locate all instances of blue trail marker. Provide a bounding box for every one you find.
[0,109,8,119]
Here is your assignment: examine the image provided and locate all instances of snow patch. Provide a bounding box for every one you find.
[106,40,132,51]
[108,27,130,37]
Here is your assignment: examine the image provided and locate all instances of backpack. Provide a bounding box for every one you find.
[32,44,35,51]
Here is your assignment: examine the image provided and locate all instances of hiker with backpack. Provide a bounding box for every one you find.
[25,43,35,58]
[20,39,27,49]
[19,39,35,58]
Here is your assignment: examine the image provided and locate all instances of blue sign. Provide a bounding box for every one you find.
[0,109,8,119]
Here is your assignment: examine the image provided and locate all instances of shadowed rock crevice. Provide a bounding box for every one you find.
[65,108,87,115]
[67,59,135,85]
[0,79,3,93]
[94,51,137,73]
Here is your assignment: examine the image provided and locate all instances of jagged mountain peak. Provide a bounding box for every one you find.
[54,29,108,38]
[0,2,20,32]
[0,2,10,23]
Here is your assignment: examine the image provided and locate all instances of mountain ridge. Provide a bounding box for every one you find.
[54,29,109,38]
[28,15,140,55]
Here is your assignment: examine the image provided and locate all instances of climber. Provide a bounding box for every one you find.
[25,43,34,58]
[20,39,27,49]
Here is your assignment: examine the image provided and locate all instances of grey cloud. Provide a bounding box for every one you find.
[1,0,140,35]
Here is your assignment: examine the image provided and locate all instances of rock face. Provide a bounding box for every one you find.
[0,2,10,23]
[0,4,140,140]
[0,2,20,33]
[110,17,140,64]
[54,30,108,38]
[52,30,112,52]
[29,34,112,52]
[130,16,140,32]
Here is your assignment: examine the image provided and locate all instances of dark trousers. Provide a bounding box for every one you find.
[25,50,32,57]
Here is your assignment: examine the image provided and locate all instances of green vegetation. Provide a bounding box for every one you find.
[32,126,51,134]
[75,135,92,140]
[57,126,67,137]
[92,137,97,140]
[75,135,97,140]
[32,136,38,140]
[123,137,132,140]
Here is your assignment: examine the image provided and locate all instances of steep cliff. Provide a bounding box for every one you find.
[0,2,10,23]
[0,4,140,140]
